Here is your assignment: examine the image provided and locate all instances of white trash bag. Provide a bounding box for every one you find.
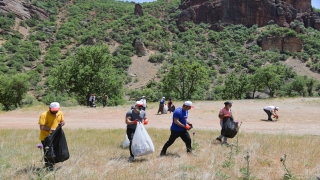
[163,104,168,114]
[122,135,130,148]
[131,123,155,157]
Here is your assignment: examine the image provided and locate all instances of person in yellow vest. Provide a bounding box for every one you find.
[38,102,65,170]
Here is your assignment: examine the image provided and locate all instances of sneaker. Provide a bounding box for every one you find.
[129,156,134,162]
[222,142,229,146]
[216,137,222,142]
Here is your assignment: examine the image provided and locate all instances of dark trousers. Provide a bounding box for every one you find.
[142,107,146,111]
[157,104,164,114]
[41,141,55,167]
[126,128,136,157]
[264,109,272,120]
[102,100,106,107]
[161,130,192,154]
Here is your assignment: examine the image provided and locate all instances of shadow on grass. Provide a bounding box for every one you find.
[109,156,128,161]
[16,165,61,175]
[160,152,181,158]
[260,119,274,122]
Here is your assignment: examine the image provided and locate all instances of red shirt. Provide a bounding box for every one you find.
[219,107,232,122]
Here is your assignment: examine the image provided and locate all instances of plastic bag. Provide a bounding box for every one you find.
[121,135,130,148]
[163,105,168,114]
[221,116,238,138]
[131,123,155,157]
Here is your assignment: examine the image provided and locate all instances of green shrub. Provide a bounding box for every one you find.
[148,54,165,64]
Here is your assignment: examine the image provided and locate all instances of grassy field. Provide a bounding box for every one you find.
[0,128,319,180]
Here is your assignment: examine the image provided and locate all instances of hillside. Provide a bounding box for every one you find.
[0,0,320,109]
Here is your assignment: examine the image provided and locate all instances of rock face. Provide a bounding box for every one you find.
[177,0,320,31]
[258,36,302,53]
[0,0,49,20]
[134,38,148,56]
[134,4,143,16]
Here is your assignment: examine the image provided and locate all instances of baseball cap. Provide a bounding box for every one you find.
[224,101,232,105]
[275,107,279,110]
[49,102,60,111]
[162,97,165,99]
[183,101,194,108]
[135,101,143,106]
[142,96,146,98]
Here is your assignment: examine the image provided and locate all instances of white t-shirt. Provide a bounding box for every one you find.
[140,98,147,107]
[264,106,275,111]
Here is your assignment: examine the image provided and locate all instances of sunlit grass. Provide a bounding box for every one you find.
[0,128,319,179]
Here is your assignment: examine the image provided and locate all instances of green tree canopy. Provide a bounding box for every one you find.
[47,45,125,105]
[162,59,209,100]
[0,73,30,110]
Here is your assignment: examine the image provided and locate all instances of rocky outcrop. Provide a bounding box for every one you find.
[133,38,148,56]
[0,0,49,20]
[177,0,320,31]
[134,4,143,16]
[258,36,302,53]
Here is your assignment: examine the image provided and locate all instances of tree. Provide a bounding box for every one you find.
[47,45,125,105]
[306,78,316,97]
[223,73,249,100]
[0,74,30,110]
[291,76,306,96]
[254,65,283,97]
[248,73,263,99]
[162,59,209,100]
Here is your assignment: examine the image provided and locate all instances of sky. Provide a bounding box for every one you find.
[312,0,320,9]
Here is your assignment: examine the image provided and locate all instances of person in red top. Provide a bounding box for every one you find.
[216,101,233,145]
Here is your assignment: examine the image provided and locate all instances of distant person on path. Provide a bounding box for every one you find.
[125,101,148,162]
[140,96,147,111]
[38,102,65,171]
[89,94,96,107]
[263,106,279,121]
[216,101,233,145]
[102,93,108,107]
[168,99,173,113]
[160,101,194,156]
[157,97,165,114]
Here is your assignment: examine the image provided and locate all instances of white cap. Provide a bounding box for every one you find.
[162,97,165,99]
[183,101,194,108]
[275,107,279,110]
[142,96,145,98]
[135,101,143,106]
[49,102,60,111]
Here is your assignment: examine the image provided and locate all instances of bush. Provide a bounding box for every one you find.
[148,54,165,64]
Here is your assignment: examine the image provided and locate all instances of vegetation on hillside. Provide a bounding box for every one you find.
[0,0,319,110]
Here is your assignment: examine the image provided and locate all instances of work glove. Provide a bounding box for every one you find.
[143,119,149,125]
[133,119,138,124]
[273,115,279,119]
[187,122,193,129]
[185,124,191,130]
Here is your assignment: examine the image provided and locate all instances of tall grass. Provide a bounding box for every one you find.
[0,128,319,179]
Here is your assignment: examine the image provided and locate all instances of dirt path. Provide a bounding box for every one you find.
[1,98,320,136]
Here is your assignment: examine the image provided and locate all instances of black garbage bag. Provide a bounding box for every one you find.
[43,124,69,163]
[221,116,238,138]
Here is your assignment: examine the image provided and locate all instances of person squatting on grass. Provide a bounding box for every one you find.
[263,106,279,121]
[160,101,194,156]
[125,101,148,162]
[216,101,233,145]
[38,102,65,170]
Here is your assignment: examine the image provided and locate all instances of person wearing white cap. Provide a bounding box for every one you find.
[263,106,279,121]
[140,96,147,111]
[38,102,65,170]
[157,97,166,114]
[160,101,194,156]
[125,101,148,162]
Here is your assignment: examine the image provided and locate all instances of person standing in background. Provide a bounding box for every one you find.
[157,97,165,114]
[140,96,147,111]
[102,93,108,107]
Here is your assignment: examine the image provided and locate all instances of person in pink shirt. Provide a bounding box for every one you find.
[216,101,233,145]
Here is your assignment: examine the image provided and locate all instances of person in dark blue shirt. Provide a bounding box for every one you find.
[160,101,194,156]
[157,97,166,114]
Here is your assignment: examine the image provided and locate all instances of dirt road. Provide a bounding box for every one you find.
[1,98,319,135]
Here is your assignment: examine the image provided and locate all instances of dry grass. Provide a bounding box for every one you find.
[0,128,319,180]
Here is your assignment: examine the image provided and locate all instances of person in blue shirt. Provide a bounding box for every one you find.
[160,101,194,156]
[157,97,166,114]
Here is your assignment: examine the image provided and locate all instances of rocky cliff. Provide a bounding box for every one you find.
[0,0,49,20]
[178,0,320,31]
